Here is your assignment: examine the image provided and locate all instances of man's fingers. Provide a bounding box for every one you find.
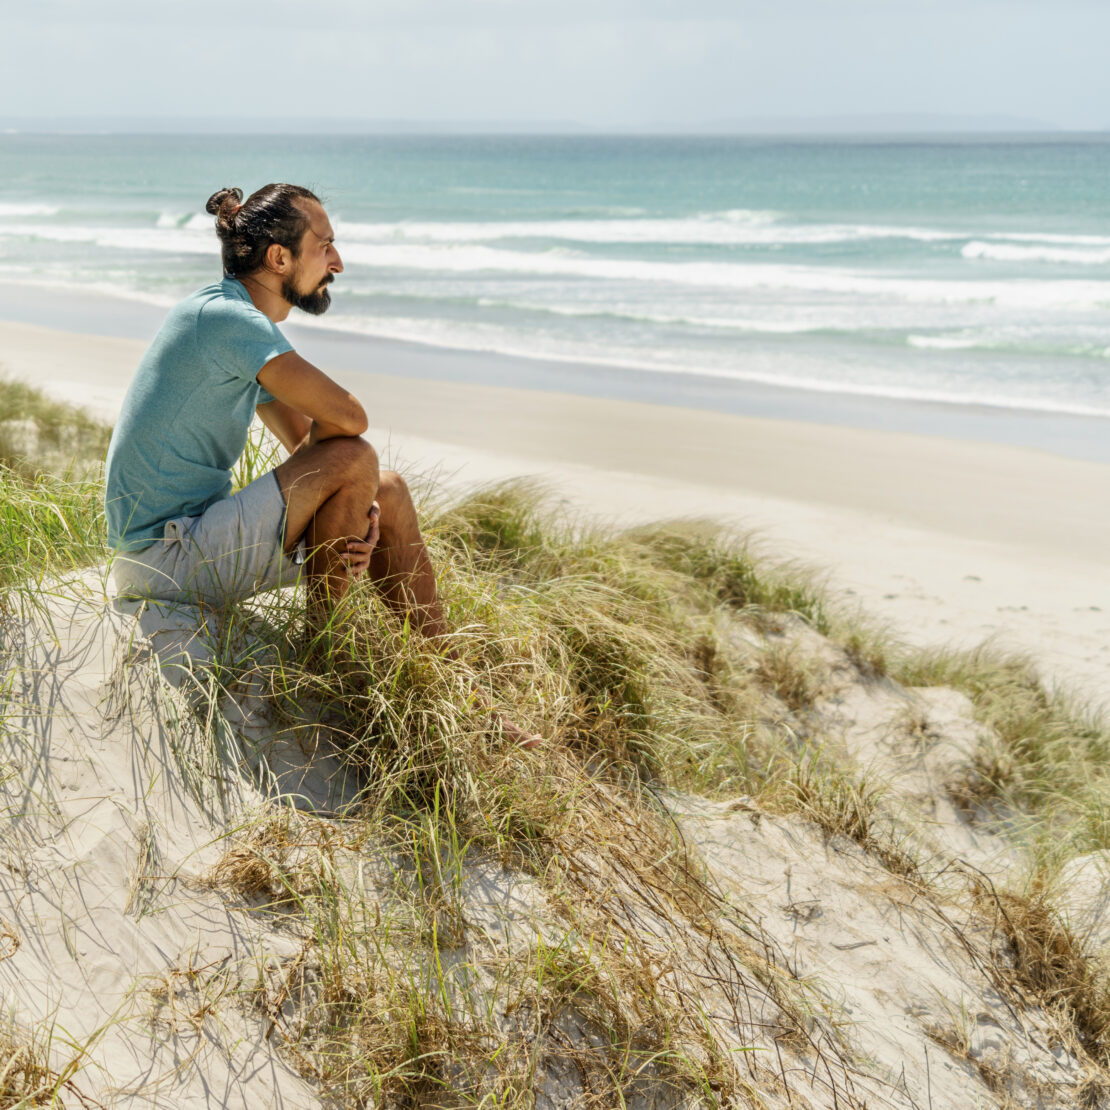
[365,501,381,549]
[341,536,374,578]
[339,501,382,579]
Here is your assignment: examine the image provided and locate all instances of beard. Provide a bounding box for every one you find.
[282,271,333,316]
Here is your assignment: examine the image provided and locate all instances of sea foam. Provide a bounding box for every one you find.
[334,241,1110,310]
[333,214,963,248]
[963,240,1110,265]
[0,202,59,218]
[286,309,1110,419]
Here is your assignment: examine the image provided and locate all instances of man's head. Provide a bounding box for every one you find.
[206,184,343,315]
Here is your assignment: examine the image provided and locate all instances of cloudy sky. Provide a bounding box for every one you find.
[1,0,1105,130]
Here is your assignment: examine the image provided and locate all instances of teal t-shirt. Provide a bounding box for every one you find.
[105,276,293,551]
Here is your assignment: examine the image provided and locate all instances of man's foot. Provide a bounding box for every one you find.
[496,713,542,751]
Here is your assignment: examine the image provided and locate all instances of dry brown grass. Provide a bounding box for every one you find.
[760,753,923,883]
[969,876,1110,1102]
[0,1024,97,1110]
[123,822,162,919]
[751,643,824,713]
[202,811,346,911]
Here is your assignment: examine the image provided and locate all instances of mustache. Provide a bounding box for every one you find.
[319,274,335,287]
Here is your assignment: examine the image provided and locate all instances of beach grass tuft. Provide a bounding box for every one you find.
[0,379,108,597]
[0,1020,91,1109]
[895,645,1110,862]
[0,375,109,479]
[0,463,106,596]
[975,877,1110,1081]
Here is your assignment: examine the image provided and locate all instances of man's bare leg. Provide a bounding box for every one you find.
[277,440,445,632]
[274,436,381,613]
[369,470,447,638]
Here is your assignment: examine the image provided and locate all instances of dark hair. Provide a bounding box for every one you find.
[205,183,322,277]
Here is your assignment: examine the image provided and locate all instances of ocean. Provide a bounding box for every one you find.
[1,132,1109,421]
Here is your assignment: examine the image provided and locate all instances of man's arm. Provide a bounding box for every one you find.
[256,350,368,449]
[256,398,312,454]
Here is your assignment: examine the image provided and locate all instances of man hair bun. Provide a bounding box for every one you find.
[204,182,321,278]
[205,187,243,217]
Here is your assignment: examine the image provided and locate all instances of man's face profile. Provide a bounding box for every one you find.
[281,201,341,316]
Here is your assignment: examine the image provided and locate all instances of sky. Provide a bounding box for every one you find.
[1,0,1106,130]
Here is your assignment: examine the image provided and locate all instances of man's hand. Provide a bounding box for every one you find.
[341,501,380,579]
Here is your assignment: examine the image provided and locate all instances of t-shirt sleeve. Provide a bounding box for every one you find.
[196,298,294,390]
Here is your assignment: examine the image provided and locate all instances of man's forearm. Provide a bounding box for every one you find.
[307,418,362,447]
[286,419,362,460]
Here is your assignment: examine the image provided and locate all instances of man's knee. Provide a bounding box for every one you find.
[377,469,411,506]
[321,436,379,488]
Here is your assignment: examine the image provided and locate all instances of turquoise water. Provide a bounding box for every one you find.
[2,133,1110,417]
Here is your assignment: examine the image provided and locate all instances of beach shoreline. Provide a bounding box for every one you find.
[1,312,1108,707]
[2,277,1110,465]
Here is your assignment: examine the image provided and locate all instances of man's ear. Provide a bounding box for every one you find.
[263,241,290,275]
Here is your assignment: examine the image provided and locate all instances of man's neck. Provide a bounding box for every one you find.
[234,272,291,323]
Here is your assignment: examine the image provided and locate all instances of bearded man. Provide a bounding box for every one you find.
[105,183,538,748]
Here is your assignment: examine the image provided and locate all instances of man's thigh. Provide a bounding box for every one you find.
[274,437,378,551]
[112,472,302,606]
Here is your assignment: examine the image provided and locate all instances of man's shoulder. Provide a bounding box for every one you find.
[157,279,242,333]
[193,277,261,322]
[193,278,286,342]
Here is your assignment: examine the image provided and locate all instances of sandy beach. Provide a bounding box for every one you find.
[1,313,1107,707]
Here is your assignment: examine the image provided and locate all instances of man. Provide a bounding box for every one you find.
[106,182,538,747]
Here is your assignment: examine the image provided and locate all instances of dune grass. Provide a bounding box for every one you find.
[0,376,110,479]
[895,646,1110,864]
[180,480,915,1103]
[0,1021,89,1110]
[195,474,1110,1103]
[0,463,106,596]
[0,379,108,597]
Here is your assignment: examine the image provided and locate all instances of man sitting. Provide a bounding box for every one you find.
[106,182,538,748]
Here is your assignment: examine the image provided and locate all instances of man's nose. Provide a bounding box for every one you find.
[329,247,344,274]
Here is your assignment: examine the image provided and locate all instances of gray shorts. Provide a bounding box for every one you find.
[111,471,304,607]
